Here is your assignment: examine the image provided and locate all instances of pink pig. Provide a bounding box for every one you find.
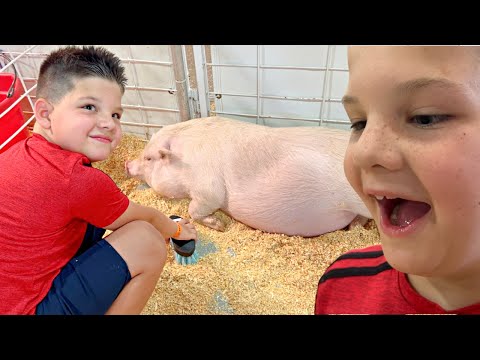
[125,116,371,237]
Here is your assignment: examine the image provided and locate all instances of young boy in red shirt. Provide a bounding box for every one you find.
[315,46,480,314]
[0,45,197,315]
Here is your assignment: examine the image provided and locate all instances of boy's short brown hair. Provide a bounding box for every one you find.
[36,46,127,104]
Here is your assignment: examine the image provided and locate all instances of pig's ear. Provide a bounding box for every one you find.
[158,148,172,160]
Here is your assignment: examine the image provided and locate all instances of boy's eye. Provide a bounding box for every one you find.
[350,120,366,132]
[83,104,96,111]
[411,114,450,126]
[112,113,121,120]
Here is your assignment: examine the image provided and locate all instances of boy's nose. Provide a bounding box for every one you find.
[351,121,403,172]
[98,113,116,129]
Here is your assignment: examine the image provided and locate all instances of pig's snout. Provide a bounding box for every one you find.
[125,159,137,177]
[125,158,147,183]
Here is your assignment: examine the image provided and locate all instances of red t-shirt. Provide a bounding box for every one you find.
[0,133,130,315]
[315,244,480,314]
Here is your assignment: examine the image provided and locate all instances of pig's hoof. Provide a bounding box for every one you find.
[347,215,369,230]
[201,217,226,232]
[136,183,151,190]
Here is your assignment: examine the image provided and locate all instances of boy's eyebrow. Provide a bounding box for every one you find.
[78,96,124,112]
[341,77,464,106]
[394,77,462,95]
[341,95,358,105]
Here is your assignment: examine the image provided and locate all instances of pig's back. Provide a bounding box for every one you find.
[176,117,351,180]
[172,116,355,197]
[221,122,352,189]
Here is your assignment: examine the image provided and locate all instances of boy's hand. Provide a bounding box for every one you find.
[174,218,198,241]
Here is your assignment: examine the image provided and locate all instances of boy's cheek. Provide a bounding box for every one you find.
[112,132,122,148]
[343,154,359,190]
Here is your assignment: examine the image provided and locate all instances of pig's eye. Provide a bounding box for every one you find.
[144,156,152,161]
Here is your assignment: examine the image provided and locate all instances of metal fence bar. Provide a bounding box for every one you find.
[18,78,176,94]
[26,45,40,113]
[208,91,343,103]
[181,45,197,119]
[205,63,348,72]
[0,85,35,120]
[319,45,332,126]
[0,46,38,74]
[0,114,35,151]
[170,45,190,121]
[192,45,209,117]
[120,121,166,128]
[120,59,172,66]
[122,104,179,112]
[325,46,337,127]
[126,46,148,139]
[213,110,350,125]
[20,111,178,121]
[125,85,176,93]
[3,52,173,67]
[256,45,261,124]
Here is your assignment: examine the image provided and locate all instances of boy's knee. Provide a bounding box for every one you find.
[106,220,167,276]
[131,220,163,239]
[131,220,167,257]
[137,223,167,275]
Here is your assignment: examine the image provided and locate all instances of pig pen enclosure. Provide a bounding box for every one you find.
[0,45,380,314]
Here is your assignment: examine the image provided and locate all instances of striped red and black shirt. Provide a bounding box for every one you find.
[315,244,480,314]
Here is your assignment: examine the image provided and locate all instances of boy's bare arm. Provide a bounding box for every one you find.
[105,201,178,240]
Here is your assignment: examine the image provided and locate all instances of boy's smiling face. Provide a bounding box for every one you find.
[40,77,124,162]
[343,46,480,278]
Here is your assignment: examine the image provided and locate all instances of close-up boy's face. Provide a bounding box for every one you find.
[343,46,480,278]
[45,77,123,162]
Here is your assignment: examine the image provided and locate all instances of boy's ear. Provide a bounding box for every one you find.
[34,98,54,129]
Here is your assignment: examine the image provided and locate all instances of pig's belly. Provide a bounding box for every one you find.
[223,153,358,236]
[226,194,358,237]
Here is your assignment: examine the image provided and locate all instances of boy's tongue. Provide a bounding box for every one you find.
[390,200,431,227]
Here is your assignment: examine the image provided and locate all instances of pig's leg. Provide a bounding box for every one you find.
[188,198,226,231]
[347,215,369,230]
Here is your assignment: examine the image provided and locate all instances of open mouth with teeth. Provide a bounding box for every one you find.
[376,196,431,227]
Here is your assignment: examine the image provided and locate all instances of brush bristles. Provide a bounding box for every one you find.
[169,239,199,265]
[174,250,199,266]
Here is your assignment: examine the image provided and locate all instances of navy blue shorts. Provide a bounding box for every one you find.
[35,224,131,315]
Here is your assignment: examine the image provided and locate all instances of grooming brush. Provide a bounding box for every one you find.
[169,215,199,265]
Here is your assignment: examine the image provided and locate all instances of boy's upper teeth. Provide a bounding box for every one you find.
[375,195,397,200]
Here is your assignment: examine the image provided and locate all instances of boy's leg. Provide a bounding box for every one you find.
[103,221,167,314]
[35,224,131,315]
[36,220,167,315]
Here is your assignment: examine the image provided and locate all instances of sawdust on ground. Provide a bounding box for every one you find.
[94,133,380,315]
